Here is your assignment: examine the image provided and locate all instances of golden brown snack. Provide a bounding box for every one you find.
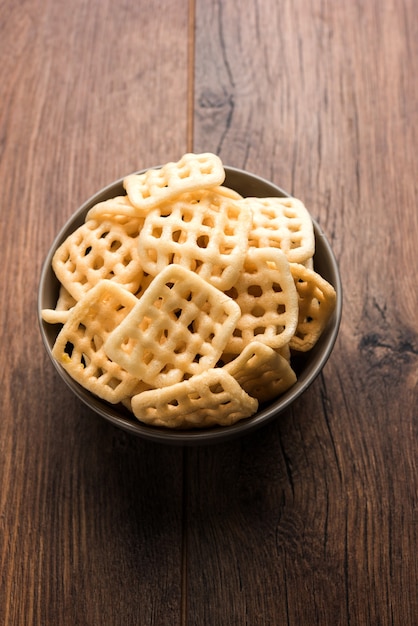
[52,215,145,301]
[41,285,76,324]
[244,196,315,264]
[224,341,297,403]
[137,188,252,291]
[289,263,337,351]
[123,152,225,213]
[85,195,139,221]
[51,281,140,403]
[104,264,241,388]
[223,247,298,354]
[131,368,258,429]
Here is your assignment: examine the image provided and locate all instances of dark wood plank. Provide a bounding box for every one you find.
[0,0,189,624]
[191,0,418,624]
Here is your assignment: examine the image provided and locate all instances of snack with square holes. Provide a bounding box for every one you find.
[41,285,76,324]
[52,215,145,301]
[137,188,252,290]
[223,247,299,354]
[243,196,315,264]
[289,263,337,351]
[123,152,225,213]
[85,195,140,221]
[51,280,140,403]
[224,341,297,403]
[104,264,241,388]
[131,368,258,428]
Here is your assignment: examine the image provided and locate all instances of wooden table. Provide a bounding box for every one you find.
[1,1,417,624]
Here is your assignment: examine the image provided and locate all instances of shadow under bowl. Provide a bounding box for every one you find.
[38,165,342,445]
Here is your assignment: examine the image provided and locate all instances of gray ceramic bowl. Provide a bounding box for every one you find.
[38,166,342,445]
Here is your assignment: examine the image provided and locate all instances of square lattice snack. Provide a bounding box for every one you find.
[224,341,297,403]
[289,263,337,351]
[51,280,140,403]
[243,196,315,264]
[130,368,258,429]
[137,188,252,291]
[52,215,146,301]
[104,264,241,388]
[223,247,298,354]
[41,285,76,325]
[123,153,225,213]
[85,194,141,221]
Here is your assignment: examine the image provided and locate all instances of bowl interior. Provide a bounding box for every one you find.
[38,166,342,445]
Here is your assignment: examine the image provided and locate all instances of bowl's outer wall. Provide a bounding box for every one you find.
[38,166,342,445]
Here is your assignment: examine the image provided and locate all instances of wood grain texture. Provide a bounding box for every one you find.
[191,0,418,624]
[0,0,189,624]
[1,0,417,624]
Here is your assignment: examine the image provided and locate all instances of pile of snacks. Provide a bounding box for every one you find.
[42,153,336,429]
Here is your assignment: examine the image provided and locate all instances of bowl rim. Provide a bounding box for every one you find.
[38,165,342,445]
